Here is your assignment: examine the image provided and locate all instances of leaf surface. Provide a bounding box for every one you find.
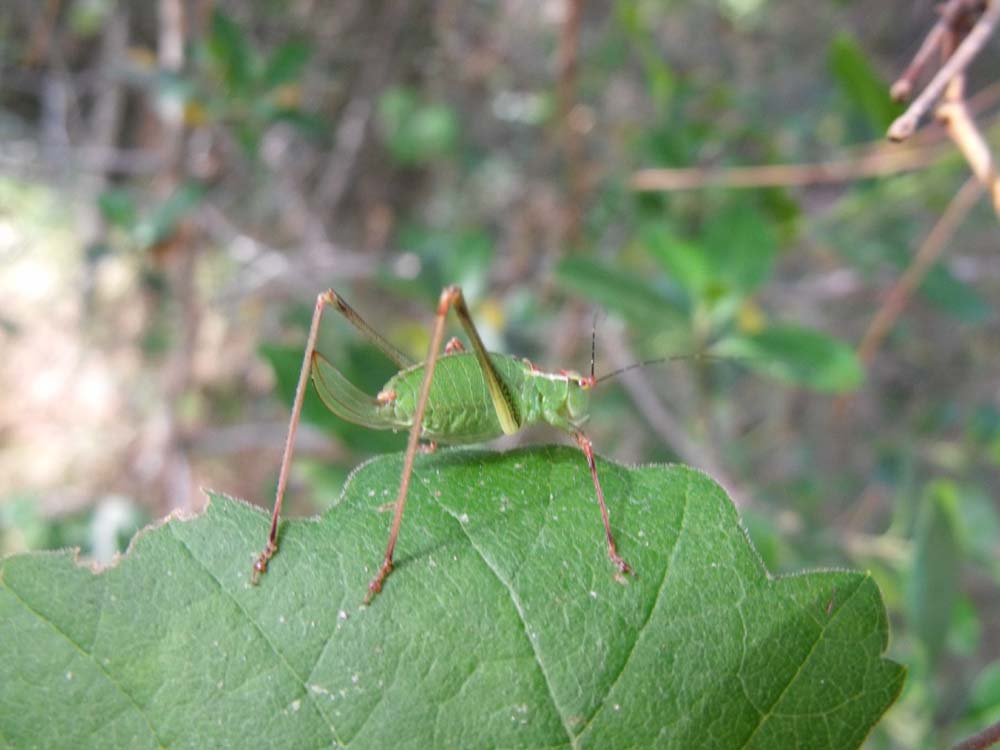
[0,447,903,749]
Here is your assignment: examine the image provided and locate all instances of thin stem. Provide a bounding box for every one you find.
[858,176,983,364]
[631,141,946,191]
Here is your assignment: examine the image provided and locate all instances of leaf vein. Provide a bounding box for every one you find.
[736,575,867,748]
[166,526,345,748]
[575,470,692,743]
[3,577,168,750]
[432,499,577,750]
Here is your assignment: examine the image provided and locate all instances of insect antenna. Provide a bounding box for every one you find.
[595,352,736,385]
[590,313,598,382]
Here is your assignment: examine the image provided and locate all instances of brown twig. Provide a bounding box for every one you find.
[954,719,1000,750]
[632,82,1000,193]
[631,140,948,191]
[890,0,984,101]
[937,76,1000,213]
[557,0,585,248]
[857,176,983,364]
[888,0,999,142]
[891,17,949,102]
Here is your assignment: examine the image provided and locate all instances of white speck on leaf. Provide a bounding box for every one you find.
[589,590,598,599]
[338,610,349,621]
[459,513,469,524]
[65,671,73,680]
[290,699,301,713]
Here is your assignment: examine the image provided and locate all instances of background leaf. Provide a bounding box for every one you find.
[261,40,311,91]
[714,325,864,393]
[907,483,963,665]
[555,256,686,327]
[828,33,903,132]
[700,203,778,295]
[206,10,253,94]
[1,448,903,749]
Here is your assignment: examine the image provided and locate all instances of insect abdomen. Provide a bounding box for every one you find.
[381,353,537,444]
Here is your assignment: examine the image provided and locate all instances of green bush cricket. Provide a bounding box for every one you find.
[252,286,634,602]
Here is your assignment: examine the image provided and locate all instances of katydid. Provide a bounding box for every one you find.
[252,286,633,602]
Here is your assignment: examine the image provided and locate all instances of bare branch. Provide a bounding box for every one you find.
[937,76,1000,213]
[888,0,1000,142]
[631,141,947,192]
[890,0,984,101]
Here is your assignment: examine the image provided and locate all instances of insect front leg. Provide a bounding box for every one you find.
[572,431,633,576]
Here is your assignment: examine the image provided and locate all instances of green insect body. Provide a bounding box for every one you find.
[312,351,591,445]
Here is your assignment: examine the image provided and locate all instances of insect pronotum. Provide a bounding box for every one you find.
[252,286,633,602]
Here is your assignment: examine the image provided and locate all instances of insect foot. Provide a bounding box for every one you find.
[251,540,278,585]
[365,559,395,605]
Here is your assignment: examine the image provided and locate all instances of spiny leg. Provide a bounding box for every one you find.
[366,284,521,601]
[366,287,458,601]
[253,289,413,584]
[573,431,632,575]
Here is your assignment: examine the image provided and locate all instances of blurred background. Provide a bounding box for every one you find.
[1,1,998,746]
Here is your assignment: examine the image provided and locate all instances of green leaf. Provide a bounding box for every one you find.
[701,202,777,295]
[270,108,331,142]
[714,325,864,393]
[555,256,687,327]
[377,87,460,165]
[641,222,712,297]
[907,481,962,664]
[967,660,1000,722]
[1,448,903,748]
[97,187,138,229]
[921,264,991,323]
[133,180,207,250]
[207,9,253,94]
[828,34,902,132]
[261,40,311,91]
